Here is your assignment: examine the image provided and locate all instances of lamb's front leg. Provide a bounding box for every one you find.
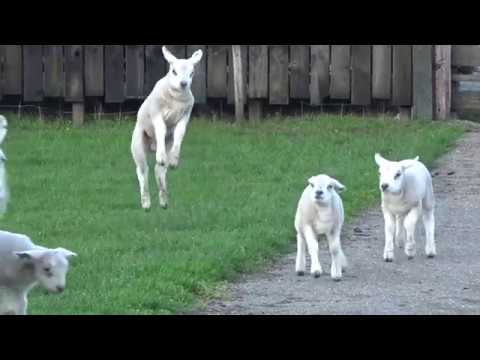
[327,229,345,281]
[383,207,396,262]
[295,233,307,276]
[152,115,168,208]
[304,226,322,277]
[395,215,406,248]
[168,115,190,169]
[404,206,421,259]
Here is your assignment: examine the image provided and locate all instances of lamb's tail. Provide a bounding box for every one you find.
[0,115,8,145]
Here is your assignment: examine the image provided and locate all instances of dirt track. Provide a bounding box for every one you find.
[195,126,480,315]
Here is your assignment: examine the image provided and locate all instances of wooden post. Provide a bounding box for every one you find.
[232,45,245,122]
[72,103,84,127]
[434,45,452,120]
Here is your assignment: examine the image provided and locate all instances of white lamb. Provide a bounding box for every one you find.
[295,174,348,281]
[131,46,203,210]
[374,153,435,262]
[0,115,9,216]
[0,230,77,315]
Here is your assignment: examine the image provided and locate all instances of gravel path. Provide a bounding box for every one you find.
[194,126,480,315]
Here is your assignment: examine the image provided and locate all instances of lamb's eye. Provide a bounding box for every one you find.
[43,267,53,277]
[172,69,177,76]
[327,185,333,190]
[309,183,314,188]
[190,72,194,78]
[394,172,401,179]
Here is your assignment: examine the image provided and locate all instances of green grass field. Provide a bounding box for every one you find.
[0,115,464,314]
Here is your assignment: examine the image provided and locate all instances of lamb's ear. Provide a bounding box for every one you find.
[330,178,346,193]
[162,46,177,64]
[413,156,419,161]
[0,149,6,162]
[374,153,387,167]
[55,248,77,259]
[189,49,203,65]
[307,176,315,187]
[14,249,46,261]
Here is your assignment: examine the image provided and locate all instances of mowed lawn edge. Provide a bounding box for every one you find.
[0,116,465,314]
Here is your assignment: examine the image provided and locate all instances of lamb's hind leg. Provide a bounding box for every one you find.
[131,127,151,210]
[423,208,436,258]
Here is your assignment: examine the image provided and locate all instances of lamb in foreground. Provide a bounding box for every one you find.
[295,174,348,281]
[0,230,77,315]
[374,153,435,262]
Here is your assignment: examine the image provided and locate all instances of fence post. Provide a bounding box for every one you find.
[232,45,245,123]
[72,103,84,127]
[434,45,452,120]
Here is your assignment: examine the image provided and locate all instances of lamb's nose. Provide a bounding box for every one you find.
[56,286,65,293]
[381,183,389,191]
[180,81,187,88]
[316,190,324,197]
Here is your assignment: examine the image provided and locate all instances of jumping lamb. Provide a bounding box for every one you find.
[374,153,435,262]
[131,46,203,210]
[295,174,348,281]
[0,230,77,315]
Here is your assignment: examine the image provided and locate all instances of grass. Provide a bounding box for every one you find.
[0,115,464,314]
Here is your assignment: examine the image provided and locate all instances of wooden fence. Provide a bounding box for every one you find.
[0,45,474,121]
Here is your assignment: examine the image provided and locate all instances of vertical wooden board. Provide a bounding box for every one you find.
[0,46,3,99]
[412,45,433,119]
[248,45,268,99]
[310,45,330,105]
[207,45,228,98]
[0,45,22,95]
[23,45,43,102]
[392,45,412,106]
[187,45,207,104]
[372,45,391,99]
[85,45,104,97]
[105,45,125,103]
[268,45,289,105]
[452,45,480,66]
[64,45,84,102]
[228,45,248,104]
[145,45,166,95]
[43,45,64,97]
[126,45,145,99]
[289,45,309,99]
[166,45,186,60]
[351,45,371,105]
[330,45,351,99]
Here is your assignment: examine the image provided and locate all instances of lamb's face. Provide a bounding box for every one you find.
[16,248,77,293]
[163,46,203,92]
[308,174,345,206]
[375,154,405,195]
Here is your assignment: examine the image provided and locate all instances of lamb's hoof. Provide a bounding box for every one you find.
[143,207,151,212]
[384,257,393,263]
[296,271,305,276]
[407,255,414,260]
[332,277,342,282]
[426,254,435,259]
[312,271,322,278]
[160,204,168,210]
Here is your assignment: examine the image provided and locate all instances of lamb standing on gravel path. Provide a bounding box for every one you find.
[375,153,436,262]
[295,174,348,281]
[0,230,77,315]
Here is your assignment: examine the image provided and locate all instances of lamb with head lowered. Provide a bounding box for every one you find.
[0,230,77,315]
[374,153,435,262]
[131,46,203,210]
[295,174,348,281]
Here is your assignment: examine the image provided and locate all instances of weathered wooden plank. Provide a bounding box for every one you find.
[452,88,480,112]
[228,45,247,104]
[0,45,22,95]
[412,45,433,119]
[84,45,104,97]
[232,45,246,122]
[392,45,412,106]
[187,45,207,104]
[43,45,64,98]
[23,45,43,102]
[64,45,84,102]
[207,45,228,98]
[372,45,391,99]
[290,45,309,99]
[248,45,268,99]
[310,45,330,105]
[435,45,451,120]
[452,73,480,82]
[452,45,480,67]
[351,45,371,105]
[269,45,289,105]
[105,45,125,103]
[125,45,145,99]
[145,45,166,95]
[330,45,351,99]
